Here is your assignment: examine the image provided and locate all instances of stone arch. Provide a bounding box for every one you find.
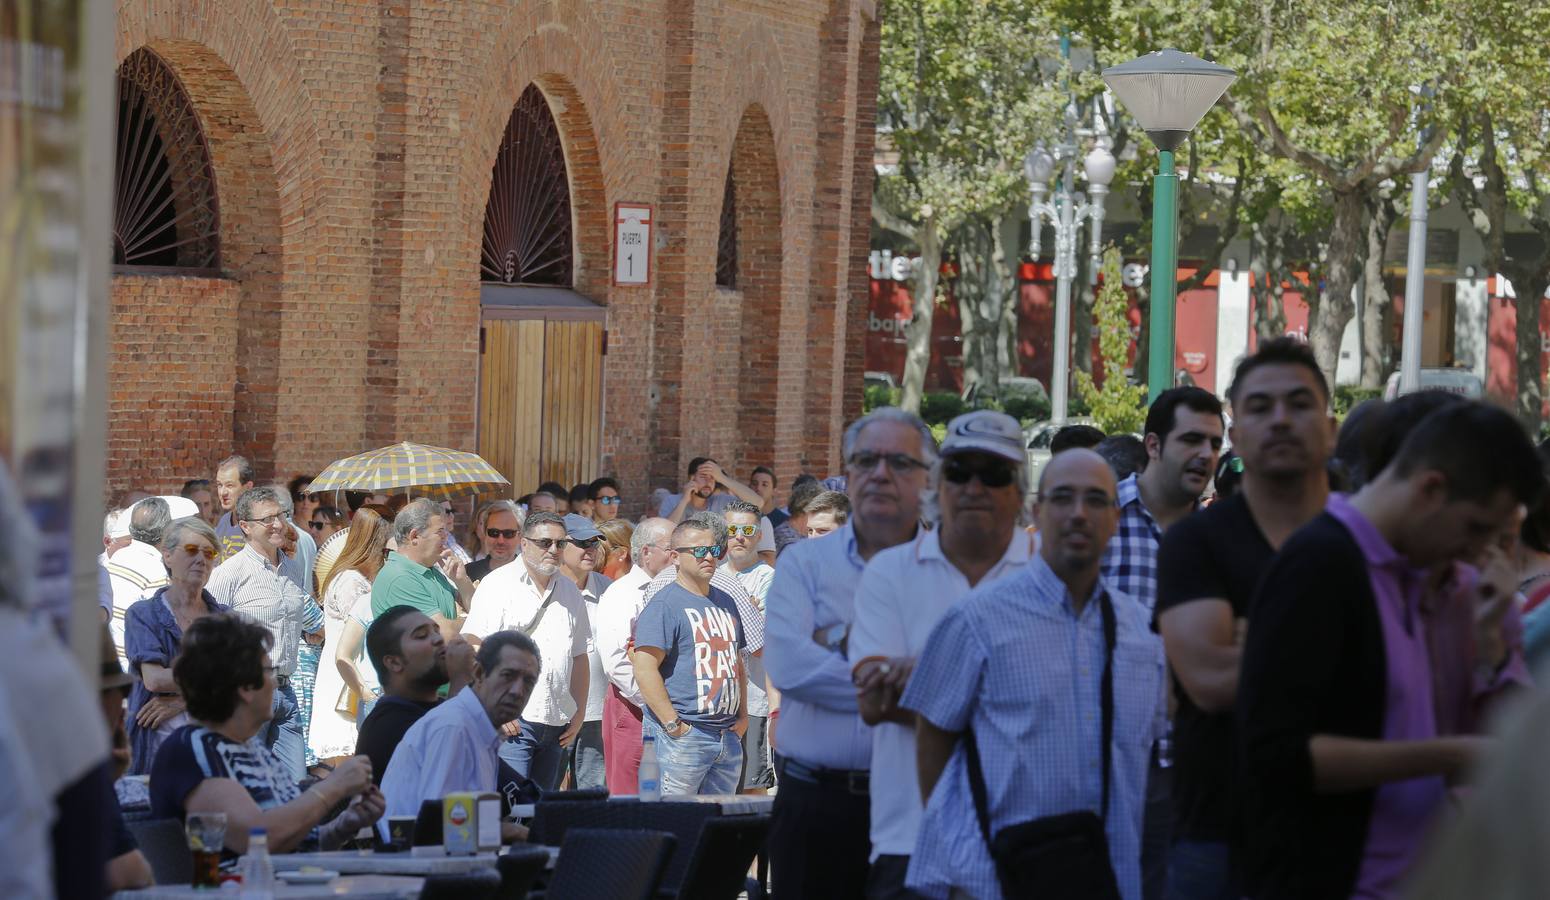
[725,105,784,471]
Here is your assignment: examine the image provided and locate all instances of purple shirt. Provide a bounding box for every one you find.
[1325,494,1446,898]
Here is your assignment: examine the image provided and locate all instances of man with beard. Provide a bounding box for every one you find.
[1100,387,1224,900]
[354,607,476,783]
[1154,338,1335,900]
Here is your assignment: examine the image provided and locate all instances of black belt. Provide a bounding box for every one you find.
[776,757,869,795]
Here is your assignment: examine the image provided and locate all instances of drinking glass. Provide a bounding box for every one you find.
[185,812,227,888]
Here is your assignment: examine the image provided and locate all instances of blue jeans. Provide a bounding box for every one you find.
[643,715,742,797]
[499,718,569,792]
[264,683,307,784]
[567,720,606,791]
[1164,839,1235,900]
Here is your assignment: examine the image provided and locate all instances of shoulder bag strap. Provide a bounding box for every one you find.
[1099,588,1116,820]
[963,726,995,848]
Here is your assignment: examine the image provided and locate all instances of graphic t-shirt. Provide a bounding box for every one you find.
[632,581,746,731]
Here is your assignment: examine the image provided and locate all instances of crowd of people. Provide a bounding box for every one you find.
[14,334,1550,897]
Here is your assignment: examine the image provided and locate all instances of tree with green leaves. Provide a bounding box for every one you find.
[1076,248,1148,433]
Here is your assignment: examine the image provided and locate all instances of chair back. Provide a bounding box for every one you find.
[496,844,552,900]
[528,799,719,894]
[414,798,444,846]
[126,818,194,885]
[676,813,771,900]
[545,828,675,900]
[419,868,502,900]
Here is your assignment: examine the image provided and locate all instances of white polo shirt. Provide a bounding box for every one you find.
[463,561,591,727]
[848,527,1032,859]
[577,571,613,722]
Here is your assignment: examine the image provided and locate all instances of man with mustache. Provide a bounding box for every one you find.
[1099,387,1224,900]
[902,448,1165,899]
[1154,338,1335,900]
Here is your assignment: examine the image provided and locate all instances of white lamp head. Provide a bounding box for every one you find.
[1084,139,1116,188]
[1102,49,1237,151]
[1024,144,1055,186]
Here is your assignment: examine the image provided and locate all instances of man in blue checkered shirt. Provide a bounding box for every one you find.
[1097,387,1224,900]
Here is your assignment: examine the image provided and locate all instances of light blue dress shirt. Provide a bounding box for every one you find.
[901,556,1165,900]
[763,521,873,770]
[377,686,501,838]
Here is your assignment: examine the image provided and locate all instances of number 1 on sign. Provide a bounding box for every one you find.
[626,253,633,275]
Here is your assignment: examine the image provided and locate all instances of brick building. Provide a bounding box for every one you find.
[109,0,879,512]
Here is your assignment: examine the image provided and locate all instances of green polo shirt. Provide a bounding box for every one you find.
[371,551,459,620]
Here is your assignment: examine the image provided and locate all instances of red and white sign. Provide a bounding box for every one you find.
[613,202,653,286]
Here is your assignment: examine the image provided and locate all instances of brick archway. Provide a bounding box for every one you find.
[728,105,783,474]
[107,39,286,495]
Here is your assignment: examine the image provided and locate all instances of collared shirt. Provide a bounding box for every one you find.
[206,545,316,676]
[724,561,775,716]
[850,528,1033,859]
[378,686,501,835]
[463,562,591,726]
[901,556,1165,900]
[288,519,317,594]
[577,571,614,721]
[1100,474,1164,614]
[763,522,872,770]
[1325,493,1445,897]
[123,589,230,775]
[105,540,169,668]
[596,565,654,706]
[371,551,459,621]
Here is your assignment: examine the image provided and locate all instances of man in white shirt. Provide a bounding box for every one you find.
[721,500,776,793]
[596,517,675,793]
[379,629,539,844]
[849,410,1033,898]
[205,485,320,781]
[461,510,590,791]
[559,513,613,791]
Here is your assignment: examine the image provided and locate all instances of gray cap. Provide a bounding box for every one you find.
[563,513,602,541]
[939,410,1025,464]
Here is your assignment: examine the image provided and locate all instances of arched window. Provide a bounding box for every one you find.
[113,48,220,269]
[480,85,573,286]
[716,167,738,289]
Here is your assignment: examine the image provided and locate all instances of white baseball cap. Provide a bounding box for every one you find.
[939,410,1026,464]
[125,495,201,523]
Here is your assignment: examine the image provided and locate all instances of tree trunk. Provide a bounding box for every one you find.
[995,222,1020,384]
[955,224,987,393]
[1309,187,1365,385]
[1073,262,1095,377]
[987,218,1015,394]
[1512,263,1546,428]
[899,217,941,414]
[1249,220,1287,343]
[1361,193,1399,388]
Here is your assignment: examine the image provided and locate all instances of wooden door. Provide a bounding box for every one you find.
[477,317,604,496]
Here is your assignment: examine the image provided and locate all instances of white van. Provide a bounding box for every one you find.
[1382,368,1484,401]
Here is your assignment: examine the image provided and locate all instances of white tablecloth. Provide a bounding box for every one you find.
[113,874,423,899]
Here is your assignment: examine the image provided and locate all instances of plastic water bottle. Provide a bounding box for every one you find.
[639,734,662,801]
[238,828,275,899]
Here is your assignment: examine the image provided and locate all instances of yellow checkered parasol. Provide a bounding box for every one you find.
[308,442,510,499]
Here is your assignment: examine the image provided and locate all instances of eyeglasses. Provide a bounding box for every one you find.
[294,492,320,503]
[943,458,1018,488]
[847,451,929,474]
[486,528,519,540]
[526,537,571,550]
[596,496,622,506]
[570,537,605,550]
[242,514,285,527]
[308,521,326,531]
[182,543,218,560]
[726,525,758,537]
[1038,489,1116,512]
[675,545,726,560]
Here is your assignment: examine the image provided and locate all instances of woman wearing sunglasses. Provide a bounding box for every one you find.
[122,516,230,774]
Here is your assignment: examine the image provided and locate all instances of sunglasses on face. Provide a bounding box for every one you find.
[942,458,1018,488]
[847,451,929,474]
[295,492,320,503]
[726,525,758,537]
[486,528,520,540]
[675,545,726,560]
[308,521,326,531]
[596,496,621,505]
[526,537,571,550]
[570,537,605,550]
[182,544,218,560]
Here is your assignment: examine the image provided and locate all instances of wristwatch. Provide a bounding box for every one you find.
[664,718,689,736]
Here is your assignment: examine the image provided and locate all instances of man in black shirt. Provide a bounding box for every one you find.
[1155,338,1335,900]
[465,502,521,584]
[355,607,473,783]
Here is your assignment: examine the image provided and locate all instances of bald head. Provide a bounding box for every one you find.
[1035,448,1120,581]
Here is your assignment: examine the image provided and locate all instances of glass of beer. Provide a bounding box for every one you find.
[185,812,227,888]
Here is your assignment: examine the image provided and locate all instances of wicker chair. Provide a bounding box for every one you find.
[125,818,193,885]
[528,799,720,894]
[420,868,503,900]
[538,829,675,900]
[676,813,771,900]
[496,844,554,900]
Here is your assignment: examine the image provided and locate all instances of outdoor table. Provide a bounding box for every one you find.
[112,874,423,899]
[602,793,775,815]
[272,847,501,876]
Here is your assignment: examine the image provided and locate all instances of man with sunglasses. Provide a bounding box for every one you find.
[722,501,777,793]
[465,501,522,584]
[462,510,592,791]
[632,517,750,795]
[589,477,624,522]
[560,514,614,791]
[849,410,1034,899]
[765,407,936,899]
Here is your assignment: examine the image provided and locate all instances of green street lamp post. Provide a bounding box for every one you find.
[1102,50,1236,400]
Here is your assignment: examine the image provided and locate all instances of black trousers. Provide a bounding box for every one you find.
[770,767,871,899]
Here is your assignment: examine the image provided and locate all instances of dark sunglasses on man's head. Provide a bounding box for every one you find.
[942,458,1017,488]
[526,537,571,550]
[596,496,622,506]
[486,528,519,540]
[675,544,726,560]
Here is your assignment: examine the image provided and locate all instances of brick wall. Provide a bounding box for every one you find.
[111,0,878,516]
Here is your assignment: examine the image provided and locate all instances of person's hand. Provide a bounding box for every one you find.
[438,551,469,587]
[335,785,386,832]
[853,657,913,714]
[732,717,749,738]
[445,636,476,687]
[1439,734,1494,778]
[323,755,373,799]
[1473,547,1515,669]
[700,461,728,487]
[501,720,523,738]
[681,480,700,502]
[558,713,583,748]
[135,696,186,730]
[500,821,530,844]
